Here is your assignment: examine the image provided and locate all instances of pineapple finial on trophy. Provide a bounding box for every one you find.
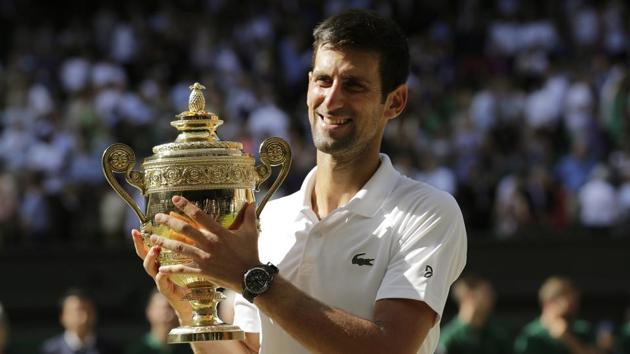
[188,82,207,112]
[173,82,223,142]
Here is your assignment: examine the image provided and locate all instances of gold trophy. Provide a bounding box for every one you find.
[102,83,291,343]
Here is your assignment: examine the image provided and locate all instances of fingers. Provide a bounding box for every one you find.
[143,245,161,278]
[241,203,258,234]
[155,272,177,295]
[159,264,203,275]
[172,196,226,236]
[154,212,209,246]
[150,234,207,260]
[131,229,147,260]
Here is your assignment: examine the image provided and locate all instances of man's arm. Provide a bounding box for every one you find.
[255,276,436,354]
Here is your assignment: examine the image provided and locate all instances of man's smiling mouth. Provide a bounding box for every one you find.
[318,113,351,125]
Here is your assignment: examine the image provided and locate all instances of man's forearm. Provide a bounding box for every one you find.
[254,276,432,354]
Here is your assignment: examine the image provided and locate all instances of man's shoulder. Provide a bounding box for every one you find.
[390,175,460,212]
[387,175,464,230]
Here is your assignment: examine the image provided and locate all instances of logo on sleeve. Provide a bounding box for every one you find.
[424,265,433,278]
[351,253,374,266]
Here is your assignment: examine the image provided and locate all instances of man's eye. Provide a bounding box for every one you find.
[345,82,365,92]
[315,77,332,86]
[317,78,332,86]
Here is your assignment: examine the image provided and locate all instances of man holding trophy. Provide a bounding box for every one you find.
[121,9,467,354]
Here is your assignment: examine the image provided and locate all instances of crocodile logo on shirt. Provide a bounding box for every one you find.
[352,253,374,266]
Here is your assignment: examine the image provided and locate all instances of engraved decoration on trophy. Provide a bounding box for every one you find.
[102,83,291,343]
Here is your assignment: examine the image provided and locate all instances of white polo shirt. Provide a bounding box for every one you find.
[234,154,467,354]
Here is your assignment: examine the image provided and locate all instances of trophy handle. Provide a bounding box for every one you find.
[102,143,147,224]
[255,137,292,218]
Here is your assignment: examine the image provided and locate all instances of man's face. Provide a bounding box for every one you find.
[307,45,393,158]
[60,296,95,336]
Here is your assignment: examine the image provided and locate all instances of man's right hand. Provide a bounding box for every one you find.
[131,229,193,326]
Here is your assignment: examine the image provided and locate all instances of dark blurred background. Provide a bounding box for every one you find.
[1,0,629,352]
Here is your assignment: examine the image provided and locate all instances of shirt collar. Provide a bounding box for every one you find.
[298,153,399,218]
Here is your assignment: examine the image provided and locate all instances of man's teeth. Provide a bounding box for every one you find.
[321,116,349,125]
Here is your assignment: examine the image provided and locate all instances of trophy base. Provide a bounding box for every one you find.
[167,324,245,343]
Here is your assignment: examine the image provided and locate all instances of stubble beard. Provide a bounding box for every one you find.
[312,129,355,154]
[310,117,361,159]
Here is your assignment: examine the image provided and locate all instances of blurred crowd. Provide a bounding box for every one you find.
[1,0,630,248]
[2,278,630,354]
[0,289,193,354]
[437,275,630,354]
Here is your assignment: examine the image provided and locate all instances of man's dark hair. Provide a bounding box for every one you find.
[312,9,410,101]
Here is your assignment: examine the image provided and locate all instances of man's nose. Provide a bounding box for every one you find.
[322,81,345,111]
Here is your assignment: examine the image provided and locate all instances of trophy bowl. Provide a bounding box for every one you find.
[102,83,291,343]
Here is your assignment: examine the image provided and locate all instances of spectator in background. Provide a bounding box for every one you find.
[578,165,618,235]
[0,302,10,354]
[438,275,511,354]
[616,166,630,234]
[555,137,596,199]
[414,150,457,195]
[19,172,50,244]
[41,288,119,354]
[0,163,17,248]
[494,172,531,237]
[594,321,616,354]
[618,308,630,354]
[563,79,594,139]
[125,290,191,354]
[514,276,598,354]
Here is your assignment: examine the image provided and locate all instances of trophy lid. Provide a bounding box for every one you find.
[140,82,258,194]
[150,82,244,158]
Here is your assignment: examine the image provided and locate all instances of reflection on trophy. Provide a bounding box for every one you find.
[101,83,291,343]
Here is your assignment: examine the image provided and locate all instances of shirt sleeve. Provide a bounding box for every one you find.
[375,191,467,319]
[232,293,262,333]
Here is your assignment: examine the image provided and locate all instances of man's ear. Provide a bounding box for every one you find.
[384,84,408,120]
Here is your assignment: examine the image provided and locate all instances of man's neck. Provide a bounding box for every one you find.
[311,151,381,219]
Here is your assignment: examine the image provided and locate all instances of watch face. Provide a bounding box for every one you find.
[245,268,270,294]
